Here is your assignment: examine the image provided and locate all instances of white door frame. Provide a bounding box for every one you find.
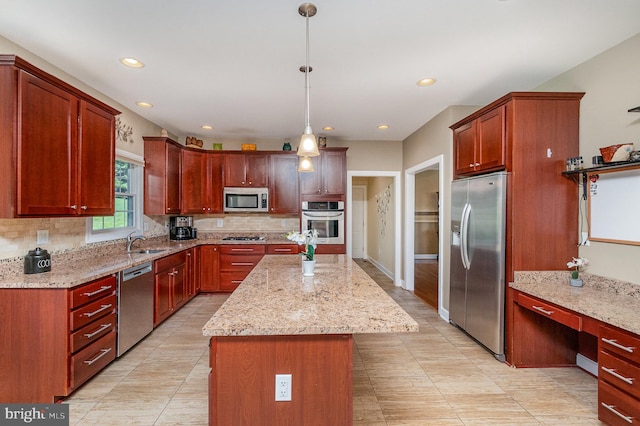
[404,155,445,317]
[347,171,402,287]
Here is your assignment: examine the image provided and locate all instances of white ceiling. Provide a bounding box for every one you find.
[2,1,640,142]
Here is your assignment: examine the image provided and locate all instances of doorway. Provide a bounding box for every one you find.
[404,155,446,319]
[351,185,366,258]
[413,170,439,309]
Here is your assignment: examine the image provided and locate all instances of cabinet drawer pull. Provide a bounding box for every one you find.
[83,304,113,318]
[601,337,635,353]
[601,366,635,385]
[231,248,254,252]
[231,280,243,284]
[83,348,112,366]
[83,286,112,297]
[532,305,554,316]
[84,323,112,339]
[601,402,633,424]
[274,248,292,252]
[231,262,254,266]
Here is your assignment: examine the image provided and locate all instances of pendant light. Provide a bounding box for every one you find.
[298,156,314,172]
[297,3,320,164]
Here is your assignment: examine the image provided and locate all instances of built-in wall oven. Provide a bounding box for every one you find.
[301,201,344,244]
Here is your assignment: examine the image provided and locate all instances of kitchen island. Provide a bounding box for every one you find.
[203,254,418,425]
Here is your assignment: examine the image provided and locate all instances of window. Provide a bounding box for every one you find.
[86,158,143,242]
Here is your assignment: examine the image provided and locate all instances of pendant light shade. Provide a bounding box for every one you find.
[298,156,314,172]
[297,3,320,161]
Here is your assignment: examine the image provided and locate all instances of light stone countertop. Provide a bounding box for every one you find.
[202,254,419,336]
[0,233,294,289]
[510,271,640,336]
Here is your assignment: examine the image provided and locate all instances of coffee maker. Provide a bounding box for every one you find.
[169,216,195,241]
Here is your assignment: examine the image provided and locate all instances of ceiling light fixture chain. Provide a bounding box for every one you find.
[297,2,320,171]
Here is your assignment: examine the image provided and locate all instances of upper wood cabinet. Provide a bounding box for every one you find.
[268,153,299,214]
[0,55,119,217]
[181,149,223,214]
[299,147,347,198]
[224,153,268,187]
[453,105,506,177]
[143,137,182,215]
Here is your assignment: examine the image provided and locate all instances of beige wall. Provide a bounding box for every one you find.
[534,33,640,284]
[365,176,395,274]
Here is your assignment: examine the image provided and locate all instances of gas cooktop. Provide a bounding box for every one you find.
[221,236,265,241]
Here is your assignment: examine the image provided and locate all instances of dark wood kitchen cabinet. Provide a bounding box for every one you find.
[0,55,119,218]
[224,152,268,187]
[0,275,117,403]
[219,244,265,292]
[182,149,223,214]
[154,250,188,326]
[299,147,347,199]
[268,153,300,214]
[199,245,221,292]
[144,136,182,215]
[453,105,506,177]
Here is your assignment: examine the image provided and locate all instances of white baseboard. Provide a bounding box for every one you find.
[576,353,598,377]
[415,254,438,260]
[364,257,394,282]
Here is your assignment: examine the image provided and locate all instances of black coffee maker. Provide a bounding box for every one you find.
[169,216,195,241]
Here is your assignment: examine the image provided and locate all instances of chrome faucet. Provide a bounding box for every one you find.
[126,231,146,253]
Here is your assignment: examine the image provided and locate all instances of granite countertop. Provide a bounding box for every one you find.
[202,254,419,337]
[510,271,640,336]
[0,232,294,289]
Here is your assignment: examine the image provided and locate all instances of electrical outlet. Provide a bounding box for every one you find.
[217,219,224,227]
[36,230,49,245]
[275,374,291,401]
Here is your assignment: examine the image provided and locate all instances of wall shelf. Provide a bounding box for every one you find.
[562,161,640,199]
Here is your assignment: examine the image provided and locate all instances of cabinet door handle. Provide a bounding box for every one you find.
[601,366,634,385]
[249,181,252,185]
[532,305,554,316]
[83,348,113,366]
[475,162,480,166]
[231,262,254,266]
[83,285,112,297]
[469,163,474,167]
[83,304,113,318]
[601,337,635,353]
[70,204,77,210]
[84,323,112,339]
[600,402,633,424]
[81,205,87,210]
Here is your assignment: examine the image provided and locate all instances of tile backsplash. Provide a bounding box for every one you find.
[0,214,299,261]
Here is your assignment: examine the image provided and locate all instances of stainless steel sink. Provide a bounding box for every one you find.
[135,249,167,254]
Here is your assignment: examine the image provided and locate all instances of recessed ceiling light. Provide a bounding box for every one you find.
[322,126,334,131]
[377,124,390,130]
[417,78,436,87]
[120,57,144,68]
[136,101,153,108]
[201,125,214,130]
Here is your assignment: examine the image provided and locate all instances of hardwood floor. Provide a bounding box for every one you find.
[65,258,601,425]
[413,259,438,309]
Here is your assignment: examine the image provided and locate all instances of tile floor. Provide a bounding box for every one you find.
[66,259,602,425]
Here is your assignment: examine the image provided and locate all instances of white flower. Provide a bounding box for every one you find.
[567,257,589,269]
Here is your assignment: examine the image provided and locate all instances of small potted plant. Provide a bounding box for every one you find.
[286,229,319,276]
[567,257,589,287]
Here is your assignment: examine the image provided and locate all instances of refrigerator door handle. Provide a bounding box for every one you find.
[460,203,471,270]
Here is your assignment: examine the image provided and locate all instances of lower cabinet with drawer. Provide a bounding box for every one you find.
[0,274,117,403]
[598,324,640,425]
[219,244,265,292]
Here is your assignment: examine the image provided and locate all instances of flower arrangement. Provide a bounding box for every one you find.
[286,229,318,261]
[567,257,589,279]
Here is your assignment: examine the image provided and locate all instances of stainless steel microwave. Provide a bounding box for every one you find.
[223,187,268,212]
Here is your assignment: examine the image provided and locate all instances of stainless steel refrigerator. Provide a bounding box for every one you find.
[450,171,507,361]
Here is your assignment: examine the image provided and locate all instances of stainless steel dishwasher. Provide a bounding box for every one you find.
[117,261,154,356]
